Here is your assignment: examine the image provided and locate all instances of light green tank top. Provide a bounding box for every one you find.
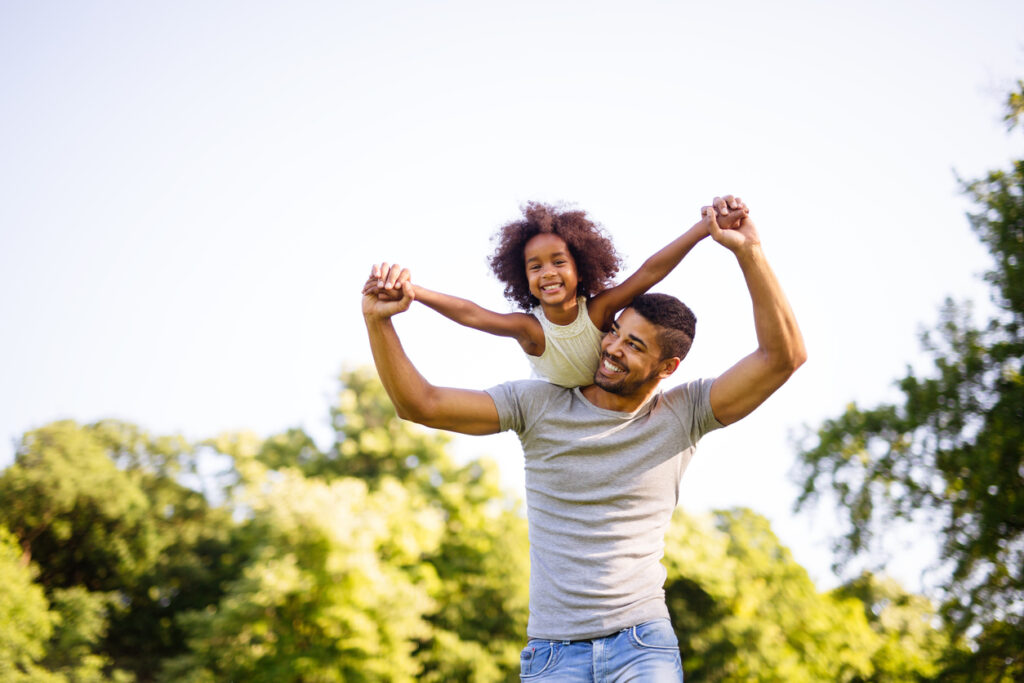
[526,297,604,387]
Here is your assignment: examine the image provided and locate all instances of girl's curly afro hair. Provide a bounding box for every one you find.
[488,202,623,311]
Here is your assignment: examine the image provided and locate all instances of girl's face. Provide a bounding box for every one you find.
[524,233,579,308]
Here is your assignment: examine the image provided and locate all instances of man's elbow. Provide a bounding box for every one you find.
[394,402,433,426]
[392,391,443,427]
[791,343,808,371]
[763,340,806,379]
[777,342,807,376]
[393,403,419,423]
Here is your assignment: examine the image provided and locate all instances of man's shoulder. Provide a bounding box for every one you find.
[487,378,573,400]
[658,376,724,434]
[657,376,717,415]
[485,380,574,433]
[485,379,577,416]
[663,376,715,395]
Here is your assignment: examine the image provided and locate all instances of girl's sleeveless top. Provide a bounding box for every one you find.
[526,297,604,387]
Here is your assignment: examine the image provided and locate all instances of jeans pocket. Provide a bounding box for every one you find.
[630,619,679,650]
[520,640,556,678]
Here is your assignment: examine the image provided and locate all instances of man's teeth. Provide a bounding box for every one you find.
[603,359,624,373]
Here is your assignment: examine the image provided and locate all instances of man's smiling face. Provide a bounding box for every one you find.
[594,307,677,396]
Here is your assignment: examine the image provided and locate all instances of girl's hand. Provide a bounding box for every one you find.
[371,261,411,292]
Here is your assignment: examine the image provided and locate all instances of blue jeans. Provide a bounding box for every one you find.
[519,618,683,682]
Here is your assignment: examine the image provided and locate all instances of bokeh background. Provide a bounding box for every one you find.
[2,1,1022,680]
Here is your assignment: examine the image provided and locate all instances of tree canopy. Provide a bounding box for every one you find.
[793,82,1024,680]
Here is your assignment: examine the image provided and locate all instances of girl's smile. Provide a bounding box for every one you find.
[524,233,580,315]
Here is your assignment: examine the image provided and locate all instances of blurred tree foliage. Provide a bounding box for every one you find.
[3,368,949,681]
[793,82,1024,680]
[664,508,944,682]
[1,525,59,682]
[0,419,245,681]
[0,524,133,682]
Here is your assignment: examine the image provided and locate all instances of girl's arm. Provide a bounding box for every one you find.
[588,201,747,330]
[414,285,545,356]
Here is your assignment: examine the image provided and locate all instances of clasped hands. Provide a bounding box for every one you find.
[362,260,413,318]
[702,195,759,252]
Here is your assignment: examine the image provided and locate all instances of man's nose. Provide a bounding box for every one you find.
[604,336,624,356]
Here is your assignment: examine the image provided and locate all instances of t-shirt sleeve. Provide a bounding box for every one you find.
[663,377,724,444]
[484,381,525,434]
[484,379,560,436]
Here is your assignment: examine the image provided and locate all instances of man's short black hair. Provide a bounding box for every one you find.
[629,293,697,361]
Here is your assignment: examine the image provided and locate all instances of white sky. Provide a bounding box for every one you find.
[2,0,1022,591]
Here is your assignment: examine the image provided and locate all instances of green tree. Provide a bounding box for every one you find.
[327,368,529,679]
[41,586,135,682]
[831,573,947,682]
[0,421,156,589]
[161,464,444,682]
[1004,78,1023,130]
[0,420,246,681]
[0,525,133,682]
[664,508,884,682]
[793,83,1024,680]
[241,368,530,680]
[82,420,250,679]
[0,525,60,682]
[413,456,529,682]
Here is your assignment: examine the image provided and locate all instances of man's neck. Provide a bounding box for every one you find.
[580,381,661,413]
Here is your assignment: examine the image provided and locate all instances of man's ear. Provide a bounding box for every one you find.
[657,357,681,379]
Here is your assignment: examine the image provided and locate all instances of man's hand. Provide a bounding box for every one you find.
[703,195,760,253]
[362,262,414,320]
[701,194,748,231]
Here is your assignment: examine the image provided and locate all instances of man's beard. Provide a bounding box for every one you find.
[593,363,661,396]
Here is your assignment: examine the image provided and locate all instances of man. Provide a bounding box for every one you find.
[362,196,806,681]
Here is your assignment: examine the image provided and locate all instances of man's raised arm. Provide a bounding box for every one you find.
[705,198,807,426]
[362,262,502,435]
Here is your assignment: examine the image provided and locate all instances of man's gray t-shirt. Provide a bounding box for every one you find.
[485,378,722,641]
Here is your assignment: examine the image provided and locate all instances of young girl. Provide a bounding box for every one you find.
[370,198,747,387]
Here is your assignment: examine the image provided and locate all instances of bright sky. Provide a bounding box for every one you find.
[2,1,1022,591]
